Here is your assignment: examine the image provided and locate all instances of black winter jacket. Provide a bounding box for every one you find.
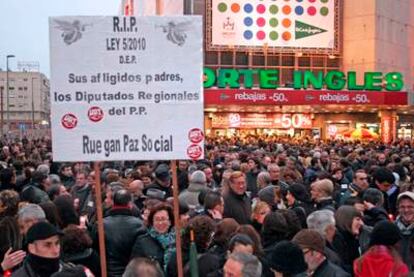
[63,248,101,277]
[130,232,164,268]
[223,189,251,224]
[20,183,49,204]
[93,208,146,277]
[363,207,388,227]
[313,259,351,277]
[332,228,360,274]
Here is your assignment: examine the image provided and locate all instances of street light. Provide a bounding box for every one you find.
[6,54,15,133]
[0,85,3,137]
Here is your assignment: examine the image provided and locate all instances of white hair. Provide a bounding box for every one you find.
[306,210,335,238]
[18,204,46,221]
[228,252,262,277]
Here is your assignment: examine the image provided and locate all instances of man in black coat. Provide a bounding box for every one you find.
[373,168,398,216]
[293,229,350,277]
[92,189,146,277]
[223,171,251,224]
[246,158,260,198]
[12,222,73,277]
[0,167,16,191]
[143,163,172,198]
[20,171,50,204]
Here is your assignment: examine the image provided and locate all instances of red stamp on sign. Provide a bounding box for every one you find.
[188,128,204,143]
[61,113,78,129]
[187,144,203,160]
[88,106,104,122]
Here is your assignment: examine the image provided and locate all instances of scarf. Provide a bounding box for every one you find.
[149,227,176,270]
[395,217,414,236]
[26,253,60,277]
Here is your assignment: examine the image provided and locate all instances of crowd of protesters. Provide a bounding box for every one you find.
[1,136,414,276]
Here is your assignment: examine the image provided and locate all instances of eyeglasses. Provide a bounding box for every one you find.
[358,177,368,180]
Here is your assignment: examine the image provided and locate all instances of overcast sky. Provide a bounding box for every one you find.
[0,0,120,76]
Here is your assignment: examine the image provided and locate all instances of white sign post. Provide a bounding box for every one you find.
[50,16,204,162]
[50,16,203,277]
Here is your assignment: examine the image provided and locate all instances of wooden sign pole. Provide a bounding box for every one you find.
[171,160,184,277]
[94,162,107,277]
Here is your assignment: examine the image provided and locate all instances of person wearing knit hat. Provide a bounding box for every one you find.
[12,221,75,277]
[258,185,276,208]
[286,183,313,228]
[266,240,307,276]
[287,183,310,204]
[369,220,402,247]
[354,221,409,277]
[293,230,350,277]
[395,191,414,270]
[178,170,209,210]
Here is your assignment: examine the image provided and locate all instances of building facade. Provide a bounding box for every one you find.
[188,0,414,141]
[0,71,50,133]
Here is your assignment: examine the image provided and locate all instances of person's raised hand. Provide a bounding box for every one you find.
[1,248,26,271]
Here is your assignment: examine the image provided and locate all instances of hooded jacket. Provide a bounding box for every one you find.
[353,245,409,277]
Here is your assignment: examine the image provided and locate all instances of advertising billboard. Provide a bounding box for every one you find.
[208,0,337,51]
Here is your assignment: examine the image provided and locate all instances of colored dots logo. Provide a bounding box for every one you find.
[243,30,253,40]
[270,31,279,41]
[308,6,317,16]
[244,3,253,13]
[231,3,240,13]
[218,0,331,44]
[295,6,304,15]
[256,31,266,40]
[256,4,266,13]
[269,18,278,27]
[257,17,266,27]
[320,7,329,16]
[244,17,253,26]
[269,5,278,14]
[282,5,291,15]
[282,32,291,41]
[282,18,291,28]
[218,2,227,12]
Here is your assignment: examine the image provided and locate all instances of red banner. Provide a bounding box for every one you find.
[204,89,407,105]
[212,113,313,129]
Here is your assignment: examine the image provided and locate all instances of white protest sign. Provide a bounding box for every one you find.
[49,16,204,161]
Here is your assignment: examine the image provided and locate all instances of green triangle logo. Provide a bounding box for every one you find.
[295,20,327,39]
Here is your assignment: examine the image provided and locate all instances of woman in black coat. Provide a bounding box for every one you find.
[61,225,101,277]
[131,203,175,270]
[333,205,364,274]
